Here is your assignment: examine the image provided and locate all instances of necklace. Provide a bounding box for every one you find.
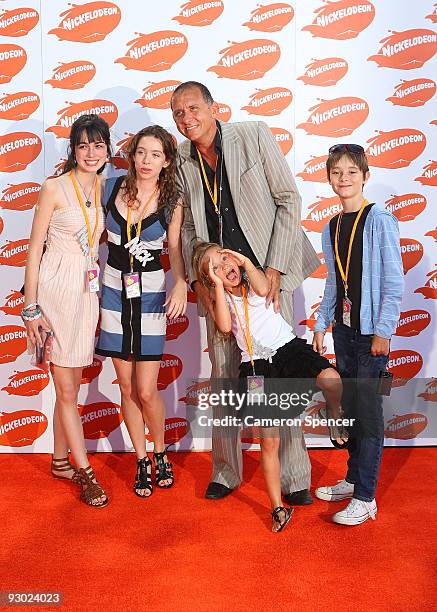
[74,171,94,207]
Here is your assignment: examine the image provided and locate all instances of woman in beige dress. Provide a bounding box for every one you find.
[23,114,110,508]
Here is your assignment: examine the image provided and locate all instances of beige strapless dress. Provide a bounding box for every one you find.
[37,177,104,368]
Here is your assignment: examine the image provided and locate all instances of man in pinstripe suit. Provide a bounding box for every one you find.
[171,81,319,502]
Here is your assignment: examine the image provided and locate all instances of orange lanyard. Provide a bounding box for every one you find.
[334,200,368,295]
[227,285,255,370]
[126,186,158,270]
[70,171,99,252]
[196,149,219,215]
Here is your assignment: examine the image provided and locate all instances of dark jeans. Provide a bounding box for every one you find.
[332,323,389,502]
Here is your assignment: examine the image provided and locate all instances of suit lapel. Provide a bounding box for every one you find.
[220,122,241,214]
[178,142,209,240]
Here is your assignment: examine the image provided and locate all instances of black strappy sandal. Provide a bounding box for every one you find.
[153,451,174,489]
[134,456,153,498]
[271,506,293,532]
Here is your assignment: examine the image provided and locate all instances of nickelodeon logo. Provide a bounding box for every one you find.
[147,417,189,445]
[400,238,423,274]
[46,100,118,139]
[0,238,29,266]
[208,39,280,80]
[0,325,27,364]
[297,155,328,183]
[297,97,368,137]
[166,315,189,341]
[0,290,25,316]
[385,413,427,440]
[310,253,328,279]
[0,7,39,37]
[415,268,437,300]
[79,402,123,439]
[179,381,211,407]
[243,3,294,32]
[158,353,183,390]
[270,127,292,155]
[112,133,134,170]
[116,31,188,72]
[385,193,426,222]
[45,61,96,90]
[387,350,423,386]
[387,78,436,107]
[81,358,102,384]
[299,300,332,332]
[415,161,437,187]
[173,1,224,27]
[298,57,348,87]
[0,43,27,83]
[0,92,40,121]
[302,196,342,232]
[302,0,375,40]
[366,129,426,169]
[395,310,431,337]
[2,369,50,397]
[215,101,231,122]
[418,379,437,403]
[241,87,292,116]
[49,1,121,43]
[0,182,40,211]
[368,29,436,70]
[0,410,48,447]
[0,132,42,172]
[136,80,181,110]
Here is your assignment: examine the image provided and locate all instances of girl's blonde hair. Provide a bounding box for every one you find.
[191,240,221,288]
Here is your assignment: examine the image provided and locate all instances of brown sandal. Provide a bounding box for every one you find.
[78,466,109,508]
[51,456,81,484]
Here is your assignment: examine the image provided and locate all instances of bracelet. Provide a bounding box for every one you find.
[21,306,42,321]
[24,302,39,311]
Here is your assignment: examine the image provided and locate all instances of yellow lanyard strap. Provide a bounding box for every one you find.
[126,186,158,270]
[196,149,219,215]
[227,285,255,370]
[334,200,368,294]
[70,171,99,253]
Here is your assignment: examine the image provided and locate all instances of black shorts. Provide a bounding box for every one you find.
[239,337,333,379]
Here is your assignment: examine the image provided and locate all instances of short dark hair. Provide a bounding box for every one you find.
[63,114,112,175]
[171,81,214,108]
[326,146,369,181]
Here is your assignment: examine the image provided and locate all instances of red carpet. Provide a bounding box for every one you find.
[1,449,435,611]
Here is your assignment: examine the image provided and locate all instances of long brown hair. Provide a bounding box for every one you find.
[121,125,179,220]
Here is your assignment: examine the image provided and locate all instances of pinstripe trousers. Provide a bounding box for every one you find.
[206,315,311,492]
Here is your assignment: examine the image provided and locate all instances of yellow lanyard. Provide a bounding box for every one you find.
[70,171,99,253]
[334,199,368,295]
[196,149,219,215]
[227,285,255,370]
[126,186,158,270]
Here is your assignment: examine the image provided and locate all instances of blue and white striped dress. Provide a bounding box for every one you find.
[96,176,167,361]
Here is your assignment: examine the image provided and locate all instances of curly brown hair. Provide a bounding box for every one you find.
[121,125,179,220]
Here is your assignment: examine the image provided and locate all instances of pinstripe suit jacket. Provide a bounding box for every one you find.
[177,120,319,325]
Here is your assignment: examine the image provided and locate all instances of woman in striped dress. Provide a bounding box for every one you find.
[96,126,186,497]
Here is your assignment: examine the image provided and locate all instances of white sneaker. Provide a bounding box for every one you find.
[315,479,354,502]
[332,498,377,525]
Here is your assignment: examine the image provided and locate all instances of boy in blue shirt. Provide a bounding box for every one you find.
[313,144,404,525]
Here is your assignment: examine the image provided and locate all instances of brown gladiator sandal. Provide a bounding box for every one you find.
[51,456,81,484]
[78,466,109,508]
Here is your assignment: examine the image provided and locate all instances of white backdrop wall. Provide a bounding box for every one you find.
[0,0,436,453]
